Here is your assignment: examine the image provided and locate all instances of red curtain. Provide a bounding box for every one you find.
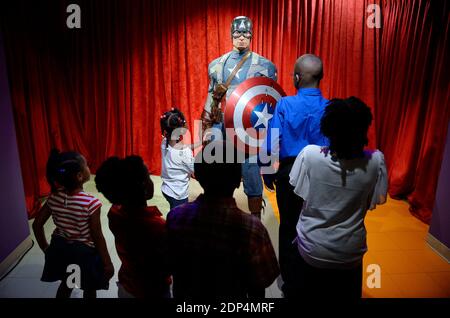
[378,0,450,223]
[1,0,448,222]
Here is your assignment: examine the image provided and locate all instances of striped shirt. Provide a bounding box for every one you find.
[47,191,102,247]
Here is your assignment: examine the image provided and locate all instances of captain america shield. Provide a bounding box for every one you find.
[224,77,286,154]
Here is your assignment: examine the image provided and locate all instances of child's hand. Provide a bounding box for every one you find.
[103,262,114,281]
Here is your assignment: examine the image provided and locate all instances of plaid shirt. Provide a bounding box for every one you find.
[166,194,279,297]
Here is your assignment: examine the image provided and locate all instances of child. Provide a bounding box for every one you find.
[95,155,171,298]
[166,141,280,297]
[32,149,114,298]
[160,108,195,210]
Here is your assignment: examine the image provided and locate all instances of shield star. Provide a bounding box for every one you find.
[253,103,273,129]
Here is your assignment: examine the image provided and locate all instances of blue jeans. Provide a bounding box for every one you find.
[163,192,188,210]
[242,159,263,197]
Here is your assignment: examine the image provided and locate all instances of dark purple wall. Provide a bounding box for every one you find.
[430,121,450,248]
[0,34,30,263]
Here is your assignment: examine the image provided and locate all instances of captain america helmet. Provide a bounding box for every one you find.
[231,16,253,39]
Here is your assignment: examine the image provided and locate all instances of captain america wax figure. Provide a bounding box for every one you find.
[201,16,278,219]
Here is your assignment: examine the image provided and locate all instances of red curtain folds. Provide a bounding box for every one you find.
[378,0,450,223]
[1,0,448,222]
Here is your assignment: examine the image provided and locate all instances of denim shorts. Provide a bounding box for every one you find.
[241,159,263,197]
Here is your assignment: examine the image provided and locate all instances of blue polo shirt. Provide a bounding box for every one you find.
[265,88,329,160]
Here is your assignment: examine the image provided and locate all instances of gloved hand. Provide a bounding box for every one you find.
[262,173,276,192]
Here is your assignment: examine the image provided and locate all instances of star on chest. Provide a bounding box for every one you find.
[227,66,243,80]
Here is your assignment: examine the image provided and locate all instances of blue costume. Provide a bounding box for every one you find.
[204,48,277,112]
[203,16,277,218]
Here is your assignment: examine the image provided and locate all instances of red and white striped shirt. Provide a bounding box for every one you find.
[47,191,102,247]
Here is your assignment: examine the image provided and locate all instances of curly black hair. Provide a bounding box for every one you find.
[320,97,373,159]
[95,155,153,208]
[160,108,186,148]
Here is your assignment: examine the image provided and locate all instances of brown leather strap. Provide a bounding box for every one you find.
[224,50,252,88]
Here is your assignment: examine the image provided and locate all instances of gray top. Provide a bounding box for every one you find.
[289,145,388,269]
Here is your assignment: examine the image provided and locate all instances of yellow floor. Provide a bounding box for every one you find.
[264,190,450,298]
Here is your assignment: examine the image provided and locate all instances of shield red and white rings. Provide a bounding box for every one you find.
[224,77,286,154]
